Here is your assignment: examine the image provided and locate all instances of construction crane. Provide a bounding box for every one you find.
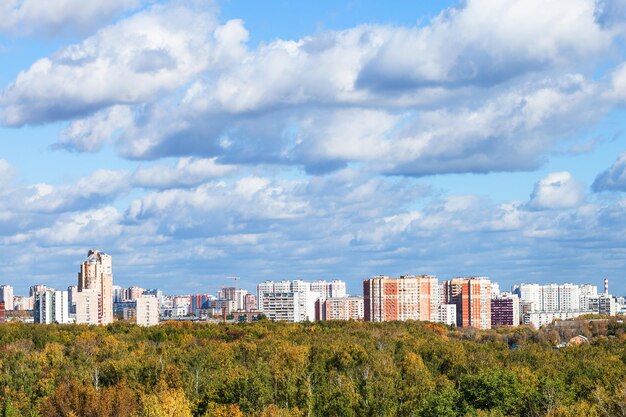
[225,276,240,285]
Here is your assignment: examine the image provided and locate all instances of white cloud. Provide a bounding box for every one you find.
[34,207,123,245]
[0,3,239,125]
[2,169,130,214]
[0,0,141,36]
[0,159,15,185]
[56,106,134,152]
[593,152,626,191]
[528,171,586,210]
[132,157,237,189]
[1,0,616,180]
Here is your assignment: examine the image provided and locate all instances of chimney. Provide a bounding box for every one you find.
[604,278,609,295]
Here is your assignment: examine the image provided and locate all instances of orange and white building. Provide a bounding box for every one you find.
[443,277,491,329]
[363,275,438,322]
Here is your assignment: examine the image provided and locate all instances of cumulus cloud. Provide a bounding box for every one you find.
[0,165,625,293]
[0,3,241,125]
[132,158,237,189]
[528,171,586,210]
[0,159,15,185]
[0,0,141,36]
[2,169,130,214]
[1,0,618,179]
[117,72,602,176]
[593,152,626,191]
[55,106,134,152]
[33,207,123,245]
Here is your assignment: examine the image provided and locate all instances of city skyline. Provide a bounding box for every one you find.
[2,1,626,295]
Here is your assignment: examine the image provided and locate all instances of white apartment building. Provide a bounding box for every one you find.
[34,290,53,324]
[559,283,581,311]
[136,295,159,326]
[523,311,585,328]
[514,283,586,312]
[589,295,617,316]
[0,285,14,310]
[34,290,70,324]
[257,280,325,321]
[438,304,457,326]
[515,284,543,312]
[75,290,101,325]
[262,292,301,322]
[580,284,598,311]
[53,290,69,324]
[13,296,33,311]
[310,280,347,299]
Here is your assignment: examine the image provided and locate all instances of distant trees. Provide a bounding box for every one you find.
[0,320,623,416]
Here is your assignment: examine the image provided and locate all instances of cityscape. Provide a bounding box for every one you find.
[3,0,626,415]
[1,249,622,330]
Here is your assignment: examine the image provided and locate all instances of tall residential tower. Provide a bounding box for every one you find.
[77,250,113,325]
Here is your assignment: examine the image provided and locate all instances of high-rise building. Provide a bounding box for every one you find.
[53,290,69,324]
[0,302,5,324]
[190,294,212,314]
[78,250,113,325]
[34,290,69,324]
[491,294,520,327]
[310,280,347,299]
[444,277,491,329]
[33,290,53,324]
[112,285,123,302]
[558,283,581,311]
[262,292,301,322]
[13,296,33,311]
[30,284,48,297]
[67,285,78,315]
[364,276,398,322]
[136,295,159,326]
[75,290,101,325]
[124,286,145,301]
[514,283,589,312]
[218,287,249,311]
[315,296,364,321]
[256,280,319,321]
[589,294,617,316]
[364,275,438,322]
[244,293,257,311]
[0,285,14,311]
[438,304,457,326]
[513,283,543,312]
[579,284,598,311]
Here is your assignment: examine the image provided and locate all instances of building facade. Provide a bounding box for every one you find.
[261,292,301,322]
[34,290,69,324]
[364,275,438,322]
[491,294,520,327]
[443,277,492,329]
[78,250,113,325]
[136,295,159,326]
[75,290,101,325]
[0,285,13,311]
[316,296,364,321]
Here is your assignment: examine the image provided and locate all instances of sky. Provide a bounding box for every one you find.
[1,0,626,296]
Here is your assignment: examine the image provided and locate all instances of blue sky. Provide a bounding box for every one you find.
[1,0,626,296]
